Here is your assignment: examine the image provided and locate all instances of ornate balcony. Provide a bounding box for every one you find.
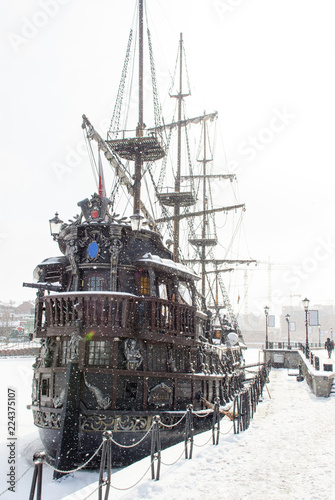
[35,292,196,339]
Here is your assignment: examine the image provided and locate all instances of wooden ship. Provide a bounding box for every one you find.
[25,0,255,474]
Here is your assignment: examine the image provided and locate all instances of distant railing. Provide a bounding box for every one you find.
[35,293,196,339]
[267,341,323,350]
[0,341,40,357]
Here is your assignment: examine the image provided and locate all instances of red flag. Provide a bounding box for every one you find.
[98,148,106,197]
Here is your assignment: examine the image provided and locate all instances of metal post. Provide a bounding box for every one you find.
[151,415,161,480]
[239,393,245,432]
[233,394,240,435]
[212,397,220,445]
[264,306,269,349]
[98,431,112,500]
[302,298,310,359]
[184,405,194,459]
[29,452,45,500]
[285,313,291,349]
[305,307,309,358]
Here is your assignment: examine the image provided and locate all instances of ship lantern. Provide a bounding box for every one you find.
[49,212,63,240]
[130,213,144,232]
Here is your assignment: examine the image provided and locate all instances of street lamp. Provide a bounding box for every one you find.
[302,297,310,359]
[264,305,269,349]
[285,313,291,349]
[49,212,63,240]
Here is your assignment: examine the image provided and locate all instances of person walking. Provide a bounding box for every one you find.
[325,338,334,359]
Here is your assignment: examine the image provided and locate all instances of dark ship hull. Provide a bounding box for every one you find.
[36,409,230,467]
[30,283,243,468]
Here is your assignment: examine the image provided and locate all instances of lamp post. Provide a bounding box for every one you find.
[285,313,291,349]
[49,212,63,240]
[302,297,310,359]
[264,306,269,349]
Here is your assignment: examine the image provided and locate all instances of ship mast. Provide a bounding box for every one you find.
[172,33,189,261]
[199,116,212,298]
[101,0,165,221]
[157,33,195,261]
[134,0,144,215]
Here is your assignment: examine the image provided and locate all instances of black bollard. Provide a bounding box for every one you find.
[29,452,45,500]
[212,397,220,445]
[151,416,161,480]
[98,431,112,500]
[233,394,240,434]
[184,405,194,459]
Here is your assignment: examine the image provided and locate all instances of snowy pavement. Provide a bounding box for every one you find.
[310,347,335,371]
[0,353,334,499]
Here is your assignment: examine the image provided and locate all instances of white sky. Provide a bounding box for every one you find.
[1,0,335,319]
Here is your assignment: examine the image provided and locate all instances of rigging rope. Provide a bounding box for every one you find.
[157,118,174,191]
[83,129,98,189]
[108,29,133,139]
[146,163,174,238]
[182,43,192,96]
[168,40,180,95]
[147,27,163,130]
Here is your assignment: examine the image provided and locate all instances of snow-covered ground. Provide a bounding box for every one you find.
[0,350,334,499]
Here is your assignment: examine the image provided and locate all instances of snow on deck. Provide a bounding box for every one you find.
[0,352,334,499]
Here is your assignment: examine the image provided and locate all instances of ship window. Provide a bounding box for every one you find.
[58,340,71,366]
[87,341,111,366]
[41,377,50,397]
[124,382,137,401]
[158,283,168,300]
[147,344,167,372]
[87,276,104,291]
[140,272,150,295]
[178,282,192,305]
[175,346,185,371]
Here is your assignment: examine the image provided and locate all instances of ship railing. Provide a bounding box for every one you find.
[35,293,196,338]
[35,293,137,335]
[136,297,196,338]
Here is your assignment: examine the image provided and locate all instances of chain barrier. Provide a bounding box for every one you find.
[83,483,103,500]
[26,372,271,498]
[192,409,213,418]
[107,460,154,492]
[44,442,103,474]
[110,423,154,449]
[159,412,187,429]
[219,424,234,436]
[193,432,213,448]
[233,365,269,435]
[161,445,187,467]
